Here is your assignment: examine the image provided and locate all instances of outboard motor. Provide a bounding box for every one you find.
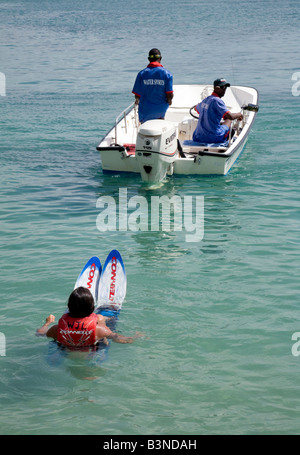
[135,119,178,183]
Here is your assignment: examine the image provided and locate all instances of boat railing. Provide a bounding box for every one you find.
[115,102,138,144]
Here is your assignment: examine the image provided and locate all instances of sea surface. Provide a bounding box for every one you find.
[0,0,299,436]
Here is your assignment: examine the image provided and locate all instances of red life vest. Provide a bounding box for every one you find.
[57,312,98,347]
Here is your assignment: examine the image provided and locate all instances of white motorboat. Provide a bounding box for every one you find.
[96,84,259,183]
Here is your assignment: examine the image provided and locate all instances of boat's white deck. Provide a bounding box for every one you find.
[99,84,258,157]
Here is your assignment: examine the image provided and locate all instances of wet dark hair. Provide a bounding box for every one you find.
[68,286,95,318]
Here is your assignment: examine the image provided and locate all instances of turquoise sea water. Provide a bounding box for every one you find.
[0,0,299,436]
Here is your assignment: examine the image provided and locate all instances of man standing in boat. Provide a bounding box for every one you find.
[132,49,173,123]
[193,78,243,144]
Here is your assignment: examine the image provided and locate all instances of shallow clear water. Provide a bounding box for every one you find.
[0,0,300,435]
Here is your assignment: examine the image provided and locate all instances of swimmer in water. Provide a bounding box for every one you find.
[36,286,142,347]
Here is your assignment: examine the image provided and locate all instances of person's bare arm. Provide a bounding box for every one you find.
[108,332,144,344]
[224,111,243,121]
[166,92,173,105]
[36,315,58,339]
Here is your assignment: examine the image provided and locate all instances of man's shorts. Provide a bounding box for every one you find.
[193,124,230,145]
[219,124,230,140]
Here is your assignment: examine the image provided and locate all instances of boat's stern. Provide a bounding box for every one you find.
[135,120,178,183]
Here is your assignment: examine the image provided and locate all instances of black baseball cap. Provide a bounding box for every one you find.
[148,48,161,61]
[214,78,230,88]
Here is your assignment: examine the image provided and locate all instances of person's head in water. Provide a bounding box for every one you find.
[148,48,162,63]
[68,286,94,318]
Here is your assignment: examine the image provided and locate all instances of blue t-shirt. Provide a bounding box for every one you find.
[192,94,230,144]
[132,63,173,123]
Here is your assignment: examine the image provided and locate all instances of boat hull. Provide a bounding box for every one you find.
[100,141,246,176]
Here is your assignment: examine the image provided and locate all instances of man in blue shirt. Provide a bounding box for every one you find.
[132,49,173,123]
[193,78,243,144]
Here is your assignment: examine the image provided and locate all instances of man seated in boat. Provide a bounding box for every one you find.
[193,78,243,144]
[132,48,173,123]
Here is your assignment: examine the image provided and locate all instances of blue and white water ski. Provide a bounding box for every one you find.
[47,251,126,366]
